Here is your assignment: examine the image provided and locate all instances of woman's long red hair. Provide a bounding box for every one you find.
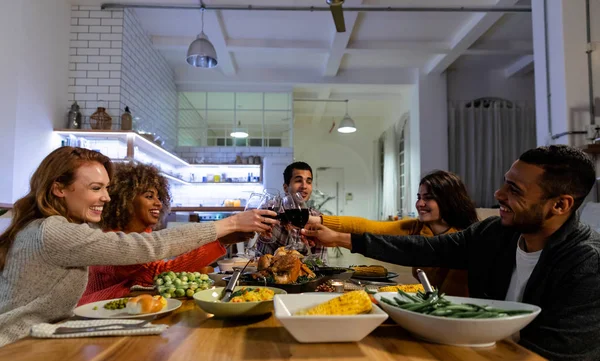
[0,147,113,270]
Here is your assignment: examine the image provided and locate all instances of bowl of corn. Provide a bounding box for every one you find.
[274,290,388,343]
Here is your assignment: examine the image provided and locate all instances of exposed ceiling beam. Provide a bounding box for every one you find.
[503,54,534,78]
[226,39,329,53]
[174,67,418,90]
[323,0,362,77]
[203,10,236,76]
[152,36,532,57]
[424,0,520,74]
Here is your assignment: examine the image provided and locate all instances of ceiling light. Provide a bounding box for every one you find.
[337,100,356,133]
[186,7,218,68]
[230,131,249,138]
[231,120,248,138]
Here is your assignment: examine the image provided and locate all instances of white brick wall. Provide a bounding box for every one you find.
[68,6,177,152]
[121,9,177,151]
[68,6,123,127]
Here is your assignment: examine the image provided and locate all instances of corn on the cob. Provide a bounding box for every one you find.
[378,284,424,293]
[351,265,387,277]
[295,290,372,316]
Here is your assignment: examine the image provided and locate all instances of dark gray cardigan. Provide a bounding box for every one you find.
[351,215,600,361]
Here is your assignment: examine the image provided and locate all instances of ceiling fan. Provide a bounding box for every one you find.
[326,0,346,32]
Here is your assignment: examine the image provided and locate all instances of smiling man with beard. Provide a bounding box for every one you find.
[303,145,600,360]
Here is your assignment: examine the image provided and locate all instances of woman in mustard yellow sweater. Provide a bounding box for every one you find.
[308,170,478,296]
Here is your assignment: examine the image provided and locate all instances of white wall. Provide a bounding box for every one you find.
[293,98,408,220]
[0,0,70,203]
[447,70,535,103]
[408,72,448,214]
[532,0,599,147]
[0,2,21,203]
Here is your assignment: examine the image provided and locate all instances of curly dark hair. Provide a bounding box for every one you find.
[419,170,479,230]
[101,162,171,231]
[519,144,596,211]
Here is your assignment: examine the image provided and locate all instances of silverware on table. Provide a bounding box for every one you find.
[348,278,396,286]
[220,258,251,302]
[54,320,151,335]
[416,269,437,301]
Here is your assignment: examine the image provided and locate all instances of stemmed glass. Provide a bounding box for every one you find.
[242,192,279,259]
[281,192,310,252]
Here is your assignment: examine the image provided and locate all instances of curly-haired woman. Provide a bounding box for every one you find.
[79,162,228,305]
[0,147,276,347]
[306,170,478,296]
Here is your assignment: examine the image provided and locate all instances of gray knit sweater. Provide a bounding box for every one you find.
[0,216,218,347]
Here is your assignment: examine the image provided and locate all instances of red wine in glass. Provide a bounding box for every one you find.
[284,208,309,228]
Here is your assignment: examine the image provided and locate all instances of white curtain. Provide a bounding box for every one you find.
[448,99,536,208]
[382,124,400,218]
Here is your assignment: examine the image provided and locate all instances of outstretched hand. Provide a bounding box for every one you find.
[301,223,350,248]
[231,209,278,233]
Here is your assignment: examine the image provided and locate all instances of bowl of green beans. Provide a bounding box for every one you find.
[374,290,541,347]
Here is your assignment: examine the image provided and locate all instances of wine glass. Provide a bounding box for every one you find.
[240,193,266,260]
[281,192,310,252]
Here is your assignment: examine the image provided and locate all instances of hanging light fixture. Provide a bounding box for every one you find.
[337,100,356,133]
[231,121,248,138]
[186,5,218,68]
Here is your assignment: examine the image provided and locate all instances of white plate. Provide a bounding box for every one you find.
[73,298,182,319]
[274,293,388,343]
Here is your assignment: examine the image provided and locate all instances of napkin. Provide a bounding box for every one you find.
[31,319,168,339]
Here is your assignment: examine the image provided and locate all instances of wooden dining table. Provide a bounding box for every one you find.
[0,299,546,361]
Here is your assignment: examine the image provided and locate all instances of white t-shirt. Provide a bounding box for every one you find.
[505,237,542,302]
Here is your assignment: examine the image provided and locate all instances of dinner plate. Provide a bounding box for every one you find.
[73,298,182,319]
[351,272,399,281]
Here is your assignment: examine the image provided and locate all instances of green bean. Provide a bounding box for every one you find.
[393,297,409,306]
[380,297,398,307]
[397,289,422,303]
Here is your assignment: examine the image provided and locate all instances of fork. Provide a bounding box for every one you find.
[54,320,152,334]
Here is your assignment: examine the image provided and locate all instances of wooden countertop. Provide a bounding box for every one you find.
[0,299,545,361]
[170,207,244,212]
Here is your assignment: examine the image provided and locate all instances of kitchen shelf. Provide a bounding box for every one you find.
[53,129,264,185]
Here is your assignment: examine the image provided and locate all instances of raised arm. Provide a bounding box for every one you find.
[41,209,276,268]
[302,222,475,270]
[319,215,417,235]
[351,231,471,269]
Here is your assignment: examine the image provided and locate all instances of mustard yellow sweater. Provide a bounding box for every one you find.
[321,215,454,237]
[321,215,469,297]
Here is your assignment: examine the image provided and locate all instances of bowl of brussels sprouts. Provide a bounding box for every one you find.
[154,271,214,299]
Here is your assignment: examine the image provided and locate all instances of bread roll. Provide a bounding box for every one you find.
[126,294,167,315]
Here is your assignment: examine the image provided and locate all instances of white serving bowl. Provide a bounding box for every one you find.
[274,293,388,343]
[374,293,541,347]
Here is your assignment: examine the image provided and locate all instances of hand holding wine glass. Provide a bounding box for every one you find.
[282,192,310,251]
